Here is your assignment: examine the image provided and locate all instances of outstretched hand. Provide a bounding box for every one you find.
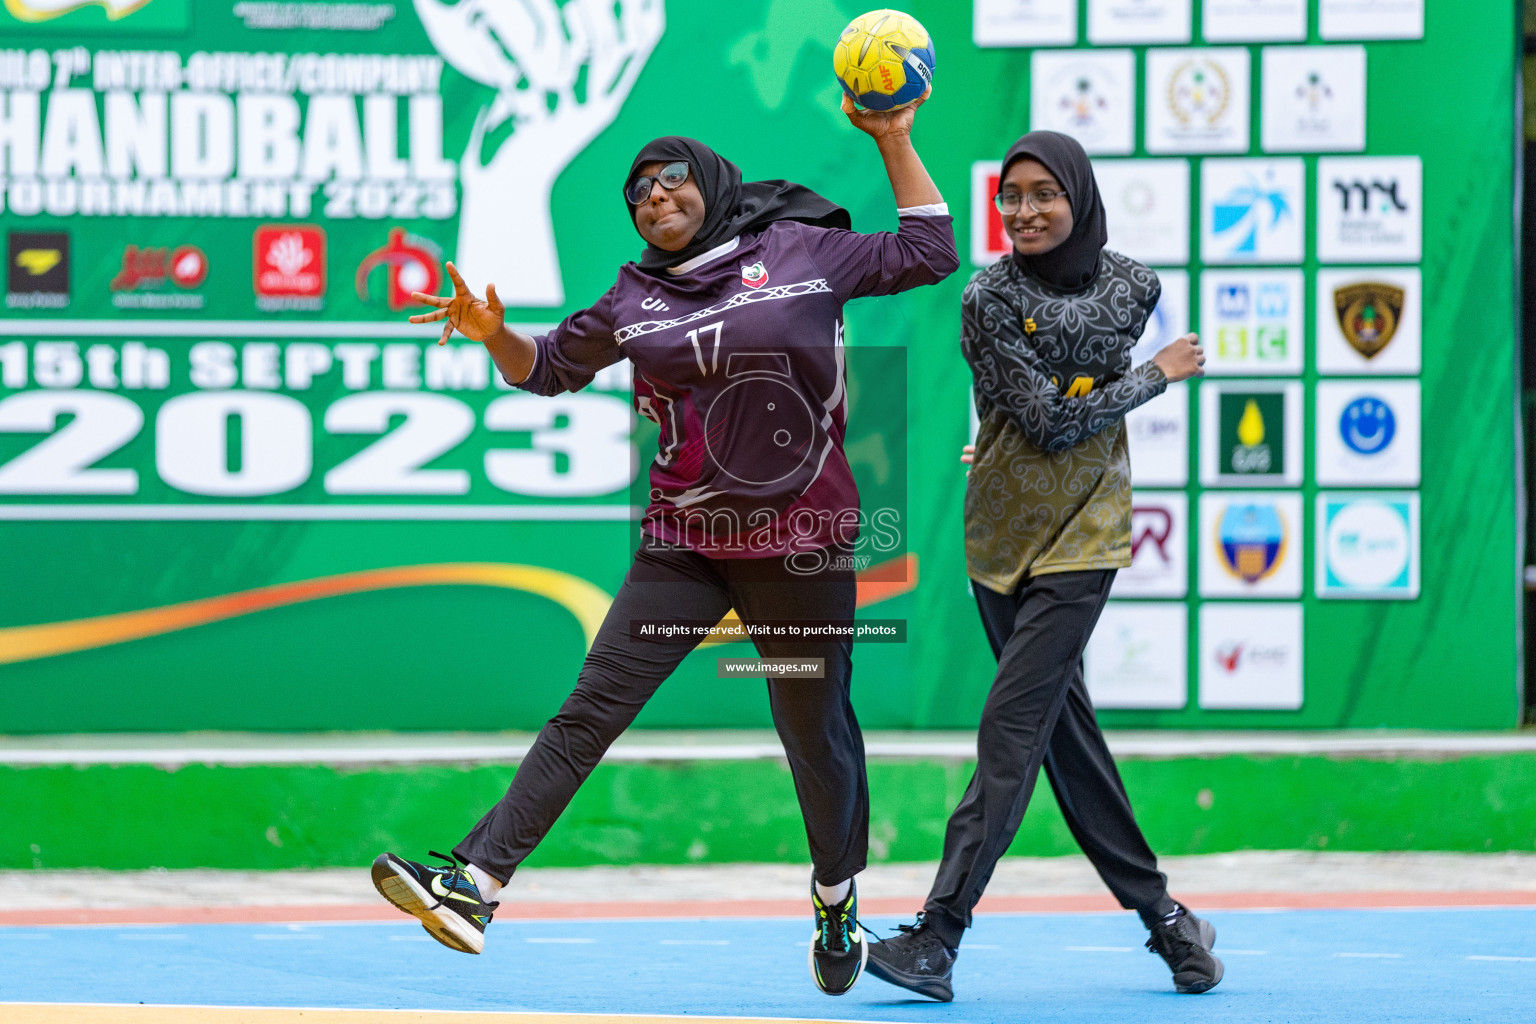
[840,86,929,142]
[1151,333,1206,383]
[409,261,506,346]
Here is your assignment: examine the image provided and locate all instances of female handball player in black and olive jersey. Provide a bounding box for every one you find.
[864,130,1222,1002]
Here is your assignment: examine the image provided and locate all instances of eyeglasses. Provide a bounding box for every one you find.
[993,188,1068,215]
[625,161,691,205]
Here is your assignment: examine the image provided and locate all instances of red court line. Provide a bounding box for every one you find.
[2,890,1534,927]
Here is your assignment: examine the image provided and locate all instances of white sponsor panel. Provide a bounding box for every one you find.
[974,0,1078,46]
[1145,48,1250,155]
[1199,379,1304,487]
[970,160,1009,266]
[1200,158,1305,264]
[1314,380,1421,487]
[1098,159,1191,265]
[1112,491,1189,598]
[1315,267,1421,375]
[1030,50,1136,155]
[1261,46,1367,153]
[1199,491,1303,598]
[1203,0,1306,41]
[1129,269,1189,367]
[1319,0,1424,40]
[1126,380,1189,487]
[1088,0,1192,44]
[1198,602,1304,709]
[1317,156,1422,263]
[1198,269,1304,375]
[1086,602,1189,709]
[1316,492,1420,599]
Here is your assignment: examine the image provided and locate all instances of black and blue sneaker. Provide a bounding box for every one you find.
[809,876,867,995]
[371,850,498,954]
[865,915,957,1002]
[1146,903,1224,994]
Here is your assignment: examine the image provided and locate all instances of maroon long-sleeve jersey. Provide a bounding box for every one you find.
[514,210,959,557]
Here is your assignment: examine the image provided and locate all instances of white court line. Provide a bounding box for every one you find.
[12,733,1536,766]
[1336,952,1404,958]
[1466,955,1536,962]
[659,939,729,945]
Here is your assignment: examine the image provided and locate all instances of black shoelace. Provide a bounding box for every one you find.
[426,849,478,912]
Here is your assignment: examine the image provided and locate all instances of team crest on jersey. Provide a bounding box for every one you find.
[741,261,769,288]
[1333,282,1404,359]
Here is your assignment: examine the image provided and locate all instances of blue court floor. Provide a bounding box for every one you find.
[2,908,1532,1024]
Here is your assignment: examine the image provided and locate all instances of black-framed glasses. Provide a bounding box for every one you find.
[625,161,690,205]
[994,188,1068,215]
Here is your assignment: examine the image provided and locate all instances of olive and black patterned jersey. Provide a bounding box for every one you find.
[962,249,1168,593]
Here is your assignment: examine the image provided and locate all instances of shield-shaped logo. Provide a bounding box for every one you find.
[1217,502,1287,584]
[1334,282,1404,359]
[741,261,769,288]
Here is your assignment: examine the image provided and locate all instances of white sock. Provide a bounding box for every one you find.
[466,863,504,901]
[814,878,851,905]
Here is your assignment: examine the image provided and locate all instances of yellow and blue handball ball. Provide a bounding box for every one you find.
[832,9,936,112]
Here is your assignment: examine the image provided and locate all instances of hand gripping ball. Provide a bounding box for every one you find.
[832,9,936,112]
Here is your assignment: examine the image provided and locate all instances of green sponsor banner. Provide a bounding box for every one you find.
[0,0,1522,732]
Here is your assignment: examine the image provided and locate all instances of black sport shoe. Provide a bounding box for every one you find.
[865,915,956,1002]
[1146,903,1224,993]
[809,876,867,995]
[371,850,498,954]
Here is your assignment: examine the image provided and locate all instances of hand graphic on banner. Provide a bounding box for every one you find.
[414,0,667,307]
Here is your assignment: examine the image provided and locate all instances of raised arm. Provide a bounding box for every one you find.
[963,279,1169,453]
[841,89,942,209]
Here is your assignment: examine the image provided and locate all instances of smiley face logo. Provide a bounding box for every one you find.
[1339,396,1395,455]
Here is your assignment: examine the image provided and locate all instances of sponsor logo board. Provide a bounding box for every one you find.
[1086,602,1189,709]
[1198,269,1304,375]
[1128,269,1189,368]
[109,242,208,310]
[1087,0,1193,44]
[355,227,441,312]
[6,229,69,309]
[1199,379,1303,487]
[1029,49,1135,155]
[1111,491,1188,598]
[1146,48,1250,154]
[1098,158,1191,265]
[253,224,326,312]
[1314,380,1421,487]
[1317,156,1422,263]
[1261,46,1367,153]
[973,0,1077,47]
[1200,158,1305,264]
[1319,0,1423,40]
[1126,379,1190,487]
[1203,0,1307,41]
[1199,491,1303,598]
[1315,268,1421,374]
[1198,602,1304,709]
[1316,492,1420,599]
[971,161,1009,266]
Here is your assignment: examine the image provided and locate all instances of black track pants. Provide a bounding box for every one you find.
[455,540,868,887]
[921,569,1175,948]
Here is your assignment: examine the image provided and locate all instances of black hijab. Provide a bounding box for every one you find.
[999,131,1107,291]
[625,136,850,272]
